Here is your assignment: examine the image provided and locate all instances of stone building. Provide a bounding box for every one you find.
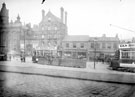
[21,7,68,55]
[0,3,9,54]
[8,15,22,53]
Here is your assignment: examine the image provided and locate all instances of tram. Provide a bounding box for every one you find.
[110,43,135,72]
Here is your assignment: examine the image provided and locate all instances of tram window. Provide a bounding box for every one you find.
[131,52,135,59]
[121,52,130,58]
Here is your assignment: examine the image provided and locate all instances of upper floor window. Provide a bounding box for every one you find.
[66,43,69,48]
[113,43,118,49]
[80,43,84,48]
[102,43,106,49]
[73,43,76,48]
[107,43,111,49]
[96,43,100,49]
[91,42,94,48]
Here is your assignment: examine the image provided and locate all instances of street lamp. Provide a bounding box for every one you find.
[93,39,97,69]
[23,26,28,62]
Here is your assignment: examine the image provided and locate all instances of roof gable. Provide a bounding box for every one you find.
[43,11,62,23]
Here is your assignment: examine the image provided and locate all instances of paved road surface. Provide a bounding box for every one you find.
[0,61,135,97]
[0,71,134,97]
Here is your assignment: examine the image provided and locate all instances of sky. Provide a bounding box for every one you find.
[0,0,135,40]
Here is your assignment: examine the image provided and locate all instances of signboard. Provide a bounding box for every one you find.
[119,43,135,49]
[119,44,130,49]
[129,43,135,48]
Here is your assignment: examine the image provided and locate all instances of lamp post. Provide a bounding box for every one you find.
[23,27,26,62]
[93,39,97,69]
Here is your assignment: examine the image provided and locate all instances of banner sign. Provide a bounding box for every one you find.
[119,43,135,49]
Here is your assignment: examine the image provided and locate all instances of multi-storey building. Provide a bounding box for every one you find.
[62,35,89,59]
[32,7,68,50]
[8,15,22,53]
[88,34,119,60]
[20,7,68,55]
[62,34,120,60]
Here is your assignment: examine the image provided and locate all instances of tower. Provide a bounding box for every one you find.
[0,3,9,25]
[0,3,9,57]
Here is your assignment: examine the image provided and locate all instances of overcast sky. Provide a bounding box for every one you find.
[1,0,135,40]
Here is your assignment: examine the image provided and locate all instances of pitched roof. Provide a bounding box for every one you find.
[43,11,62,23]
[63,35,90,42]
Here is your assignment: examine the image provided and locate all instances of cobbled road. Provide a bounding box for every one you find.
[0,72,134,97]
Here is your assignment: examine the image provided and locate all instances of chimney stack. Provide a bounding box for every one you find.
[60,7,64,23]
[65,11,67,25]
[42,9,45,20]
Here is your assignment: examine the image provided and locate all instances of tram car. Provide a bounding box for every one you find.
[110,43,135,73]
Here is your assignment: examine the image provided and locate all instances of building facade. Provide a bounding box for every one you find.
[8,15,22,53]
[62,34,120,60]
[20,7,68,55]
[62,35,89,59]
[0,3,9,55]
[88,34,119,60]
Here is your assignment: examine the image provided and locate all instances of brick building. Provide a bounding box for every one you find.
[88,34,119,60]
[62,35,89,59]
[20,7,68,55]
[32,7,68,50]
[62,34,120,60]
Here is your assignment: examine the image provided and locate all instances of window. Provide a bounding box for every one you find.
[113,43,117,49]
[107,43,111,49]
[102,43,106,49]
[73,43,76,48]
[91,43,94,48]
[96,43,100,49]
[66,43,69,48]
[80,43,84,48]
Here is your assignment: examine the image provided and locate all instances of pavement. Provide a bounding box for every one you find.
[0,60,135,84]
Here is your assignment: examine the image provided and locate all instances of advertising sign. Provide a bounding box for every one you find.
[119,43,135,49]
